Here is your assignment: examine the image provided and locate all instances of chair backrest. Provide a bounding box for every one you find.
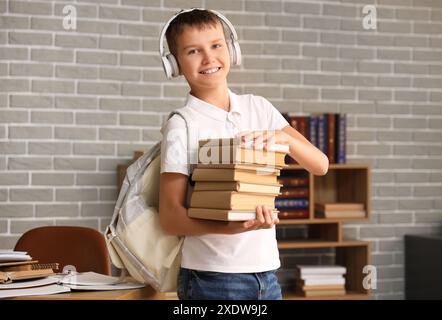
[14,226,111,275]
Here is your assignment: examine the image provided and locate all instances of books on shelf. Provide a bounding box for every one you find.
[315,202,366,219]
[295,265,347,297]
[282,113,346,164]
[188,208,279,222]
[188,138,289,221]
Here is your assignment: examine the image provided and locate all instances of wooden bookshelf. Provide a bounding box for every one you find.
[278,163,371,300]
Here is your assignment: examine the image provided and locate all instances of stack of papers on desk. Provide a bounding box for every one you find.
[0,271,145,299]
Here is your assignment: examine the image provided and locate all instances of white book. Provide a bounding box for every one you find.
[301,277,346,286]
[296,265,347,277]
[56,271,122,286]
[0,253,32,262]
[0,284,70,299]
[0,276,59,290]
[66,282,145,291]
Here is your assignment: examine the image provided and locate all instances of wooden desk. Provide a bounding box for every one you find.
[8,286,178,300]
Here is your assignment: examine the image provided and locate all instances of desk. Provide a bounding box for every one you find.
[8,286,178,300]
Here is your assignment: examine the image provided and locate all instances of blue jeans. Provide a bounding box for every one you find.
[177,267,282,300]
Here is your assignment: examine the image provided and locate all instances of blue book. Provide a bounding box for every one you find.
[317,114,328,155]
[275,198,309,209]
[336,113,346,163]
[309,115,318,147]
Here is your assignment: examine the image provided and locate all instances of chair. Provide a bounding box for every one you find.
[14,226,111,275]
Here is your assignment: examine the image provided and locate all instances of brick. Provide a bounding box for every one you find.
[9,126,52,139]
[54,127,96,140]
[31,48,74,62]
[0,16,30,29]
[76,112,117,125]
[265,15,300,28]
[0,173,28,186]
[54,3,97,18]
[56,188,98,201]
[10,95,53,109]
[303,45,338,58]
[56,65,98,79]
[377,131,412,142]
[284,2,320,14]
[99,36,140,51]
[100,98,140,111]
[395,172,429,183]
[10,63,52,77]
[414,212,442,223]
[8,157,52,170]
[9,1,52,15]
[78,82,120,95]
[77,173,116,186]
[0,79,29,92]
[120,113,160,127]
[36,204,79,218]
[99,6,140,21]
[55,96,98,110]
[117,143,152,156]
[282,58,317,71]
[121,83,161,97]
[119,23,158,37]
[31,111,73,124]
[360,226,395,238]
[304,74,340,86]
[100,188,118,201]
[82,203,115,216]
[0,47,28,60]
[32,80,74,94]
[121,53,160,67]
[77,51,117,65]
[55,34,98,49]
[0,110,28,123]
[282,30,318,43]
[32,173,74,186]
[73,143,115,155]
[99,128,139,141]
[54,157,96,171]
[0,141,26,154]
[99,67,141,81]
[30,17,63,31]
[321,32,356,45]
[10,188,52,202]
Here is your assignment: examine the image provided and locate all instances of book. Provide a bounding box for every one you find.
[0,283,70,299]
[295,265,347,277]
[278,187,309,198]
[196,163,280,175]
[278,209,309,219]
[299,288,346,297]
[315,210,366,219]
[188,208,279,221]
[336,113,346,163]
[314,202,365,212]
[190,191,275,210]
[297,284,346,291]
[0,250,32,262]
[297,276,345,286]
[275,198,309,209]
[0,268,55,283]
[0,260,59,272]
[199,137,290,153]
[198,145,287,167]
[327,113,336,163]
[278,177,309,187]
[192,168,279,185]
[194,181,282,194]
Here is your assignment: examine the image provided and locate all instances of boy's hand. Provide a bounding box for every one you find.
[225,205,279,234]
[236,130,292,151]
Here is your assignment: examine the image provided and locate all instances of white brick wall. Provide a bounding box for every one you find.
[1,0,442,300]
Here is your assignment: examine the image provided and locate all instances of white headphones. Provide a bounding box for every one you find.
[159,8,242,80]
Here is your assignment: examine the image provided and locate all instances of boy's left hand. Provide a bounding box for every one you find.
[236,130,291,151]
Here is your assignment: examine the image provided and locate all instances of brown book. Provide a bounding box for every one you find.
[298,288,346,297]
[196,163,280,175]
[0,260,59,272]
[279,209,309,219]
[0,268,55,283]
[315,202,365,212]
[327,113,336,164]
[194,181,281,194]
[298,284,346,291]
[188,208,279,221]
[315,210,366,219]
[199,138,290,153]
[198,145,287,168]
[278,177,309,187]
[190,191,276,210]
[278,187,309,198]
[192,168,279,185]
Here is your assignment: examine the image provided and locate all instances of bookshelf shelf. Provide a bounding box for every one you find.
[277,163,371,300]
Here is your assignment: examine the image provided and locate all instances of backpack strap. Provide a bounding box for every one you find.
[166,108,197,180]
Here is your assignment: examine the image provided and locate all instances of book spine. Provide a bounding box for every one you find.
[278,187,309,198]
[317,114,328,156]
[327,113,336,164]
[309,115,318,147]
[336,113,346,163]
[275,198,309,209]
[278,209,309,219]
[278,177,309,187]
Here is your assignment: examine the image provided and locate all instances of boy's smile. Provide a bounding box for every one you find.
[176,22,230,95]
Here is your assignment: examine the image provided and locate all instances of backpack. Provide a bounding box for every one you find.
[105,108,194,292]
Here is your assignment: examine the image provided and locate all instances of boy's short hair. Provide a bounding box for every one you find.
[165,9,224,57]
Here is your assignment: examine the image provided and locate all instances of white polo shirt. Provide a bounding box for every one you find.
[160,89,289,273]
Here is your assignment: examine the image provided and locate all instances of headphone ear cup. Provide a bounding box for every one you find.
[167,54,180,78]
[162,55,173,79]
[231,40,241,66]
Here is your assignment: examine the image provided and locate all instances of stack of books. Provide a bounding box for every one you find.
[0,250,59,284]
[275,175,310,219]
[295,265,347,297]
[315,202,366,219]
[188,137,290,221]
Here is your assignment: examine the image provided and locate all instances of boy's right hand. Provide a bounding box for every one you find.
[226,205,279,234]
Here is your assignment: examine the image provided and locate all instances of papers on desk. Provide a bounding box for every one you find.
[0,271,145,298]
[0,250,32,262]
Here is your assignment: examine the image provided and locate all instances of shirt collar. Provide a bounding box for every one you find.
[185,89,242,122]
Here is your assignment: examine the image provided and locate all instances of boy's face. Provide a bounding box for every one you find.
[175,22,231,93]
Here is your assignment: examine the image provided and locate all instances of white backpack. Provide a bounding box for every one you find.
[105,108,193,292]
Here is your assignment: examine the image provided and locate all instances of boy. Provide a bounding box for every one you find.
[159,9,329,300]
